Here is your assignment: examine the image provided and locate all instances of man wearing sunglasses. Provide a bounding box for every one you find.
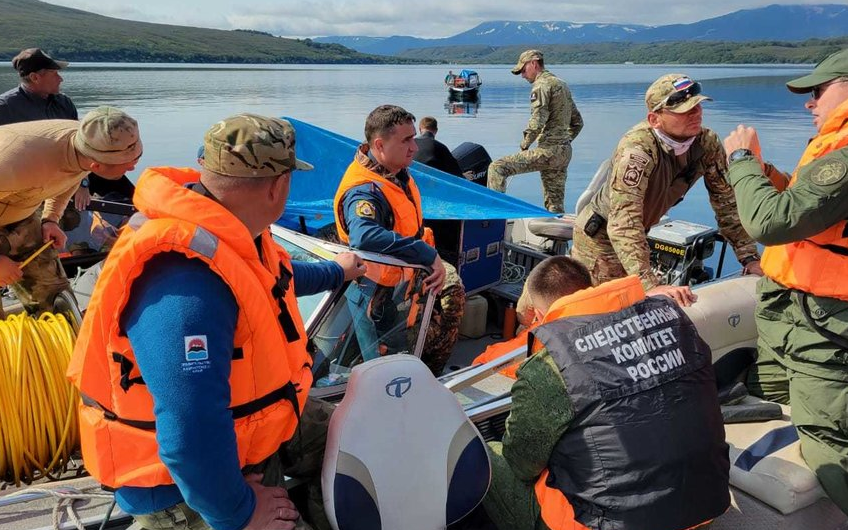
[723,48,848,514]
[572,74,760,306]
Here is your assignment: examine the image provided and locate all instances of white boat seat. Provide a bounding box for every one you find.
[725,405,831,515]
[322,355,491,530]
[527,214,576,242]
[574,158,611,215]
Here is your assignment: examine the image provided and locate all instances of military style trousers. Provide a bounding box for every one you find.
[746,277,848,514]
[487,143,572,213]
[132,398,336,530]
[422,262,465,375]
[0,211,69,318]
[483,442,549,530]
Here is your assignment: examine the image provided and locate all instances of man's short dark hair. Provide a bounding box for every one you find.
[419,116,438,132]
[365,105,416,144]
[526,256,591,309]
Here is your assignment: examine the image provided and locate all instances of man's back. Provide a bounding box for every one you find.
[532,70,580,145]
[414,132,463,177]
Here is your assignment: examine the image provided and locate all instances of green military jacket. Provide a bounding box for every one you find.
[522,70,583,150]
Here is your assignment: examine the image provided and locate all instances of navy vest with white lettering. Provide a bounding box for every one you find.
[532,296,730,530]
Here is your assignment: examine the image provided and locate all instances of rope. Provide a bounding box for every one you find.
[0,312,79,487]
[501,261,526,283]
[2,487,114,530]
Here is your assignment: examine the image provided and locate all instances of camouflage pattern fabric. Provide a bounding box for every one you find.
[203,114,313,178]
[133,398,335,530]
[422,261,465,375]
[573,123,758,290]
[488,70,583,213]
[74,106,142,165]
[0,211,69,318]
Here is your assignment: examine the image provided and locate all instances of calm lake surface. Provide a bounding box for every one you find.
[0,62,814,229]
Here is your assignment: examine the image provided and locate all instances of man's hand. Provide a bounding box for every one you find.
[334,252,366,281]
[462,170,474,179]
[423,254,447,295]
[74,187,91,211]
[723,124,764,165]
[41,221,67,249]
[646,285,698,307]
[742,260,764,276]
[0,255,23,287]
[243,474,299,530]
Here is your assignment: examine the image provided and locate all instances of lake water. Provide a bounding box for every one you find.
[0,62,814,236]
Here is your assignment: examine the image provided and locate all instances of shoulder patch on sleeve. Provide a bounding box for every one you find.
[810,160,847,186]
[622,152,650,187]
[530,91,538,102]
[354,200,376,219]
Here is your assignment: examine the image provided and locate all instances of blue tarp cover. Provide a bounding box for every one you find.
[280,118,552,233]
[458,69,477,79]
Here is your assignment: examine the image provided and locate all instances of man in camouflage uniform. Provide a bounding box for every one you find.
[723,49,848,513]
[0,106,142,317]
[571,74,761,306]
[487,49,583,213]
[334,105,464,374]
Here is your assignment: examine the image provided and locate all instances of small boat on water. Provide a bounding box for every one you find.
[445,69,482,98]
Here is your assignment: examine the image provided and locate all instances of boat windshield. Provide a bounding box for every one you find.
[273,234,328,319]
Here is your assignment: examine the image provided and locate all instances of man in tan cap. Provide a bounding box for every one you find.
[571,74,761,306]
[487,49,583,213]
[68,113,365,530]
[0,48,77,126]
[0,106,142,316]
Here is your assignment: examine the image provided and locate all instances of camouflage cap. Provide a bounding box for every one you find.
[74,106,143,165]
[12,48,68,76]
[645,74,711,113]
[203,114,313,178]
[786,48,848,94]
[511,49,544,75]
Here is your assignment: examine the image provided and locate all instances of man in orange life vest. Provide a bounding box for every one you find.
[482,256,729,530]
[723,48,848,513]
[333,105,455,363]
[68,114,365,530]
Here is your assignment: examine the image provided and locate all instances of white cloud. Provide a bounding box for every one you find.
[42,0,833,37]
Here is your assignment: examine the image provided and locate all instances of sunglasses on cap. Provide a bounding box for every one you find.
[653,81,702,112]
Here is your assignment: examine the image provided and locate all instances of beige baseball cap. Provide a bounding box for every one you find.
[202,114,313,178]
[511,49,544,75]
[74,106,143,165]
[645,74,711,113]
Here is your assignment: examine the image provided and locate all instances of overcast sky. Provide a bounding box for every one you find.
[45,0,835,38]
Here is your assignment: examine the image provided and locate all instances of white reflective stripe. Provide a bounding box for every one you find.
[127,212,149,230]
[189,226,219,258]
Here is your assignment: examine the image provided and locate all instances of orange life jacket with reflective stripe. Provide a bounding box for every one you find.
[760,99,848,300]
[533,275,644,530]
[333,158,435,246]
[472,329,532,379]
[67,167,312,489]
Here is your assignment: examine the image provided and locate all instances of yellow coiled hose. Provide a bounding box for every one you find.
[0,312,79,486]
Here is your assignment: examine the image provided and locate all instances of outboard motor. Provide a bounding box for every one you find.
[647,220,719,286]
[452,142,492,187]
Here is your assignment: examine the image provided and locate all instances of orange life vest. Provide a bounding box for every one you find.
[533,276,644,530]
[760,99,848,300]
[472,329,532,379]
[333,157,435,246]
[67,167,312,489]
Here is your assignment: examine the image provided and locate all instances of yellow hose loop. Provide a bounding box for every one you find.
[0,311,78,486]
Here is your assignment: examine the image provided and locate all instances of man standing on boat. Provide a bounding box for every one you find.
[0,48,77,126]
[69,114,366,530]
[723,48,848,514]
[571,73,761,306]
[487,49,583,213]
[0,106,141,317]
[334,105,464,374]
[482,256,730,530]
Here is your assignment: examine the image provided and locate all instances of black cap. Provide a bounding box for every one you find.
[12,48,68,77]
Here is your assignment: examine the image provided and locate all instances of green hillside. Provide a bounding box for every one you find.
[397,37,848,64]
[0,0,405,64]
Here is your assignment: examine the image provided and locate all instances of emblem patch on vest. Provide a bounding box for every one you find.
[355,200,376,219]
[810,160,847,186]
[622,152,650,187]
[185,335,209,362]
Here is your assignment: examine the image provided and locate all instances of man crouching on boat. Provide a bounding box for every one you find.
[483,255,730,530]
[68,114,365,530]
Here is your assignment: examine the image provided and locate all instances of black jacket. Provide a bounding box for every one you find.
[413,132,463,177]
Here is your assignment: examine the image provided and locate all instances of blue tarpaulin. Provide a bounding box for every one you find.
[279,118,552,233]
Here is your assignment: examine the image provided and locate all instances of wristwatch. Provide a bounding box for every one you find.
[728,148,754,163]
[740,255,760,266]
[80,178,90,189]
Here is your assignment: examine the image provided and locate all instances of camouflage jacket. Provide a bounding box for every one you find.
[588,121,759,290]
[522,70,583,150]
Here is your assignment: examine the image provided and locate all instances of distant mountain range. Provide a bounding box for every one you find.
[315,4,848,56]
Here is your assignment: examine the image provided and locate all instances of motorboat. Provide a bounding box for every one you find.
[445,69,482,98]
